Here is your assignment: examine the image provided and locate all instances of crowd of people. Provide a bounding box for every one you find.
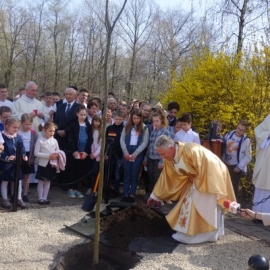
[1,80,270,245]
[0,82,194,207]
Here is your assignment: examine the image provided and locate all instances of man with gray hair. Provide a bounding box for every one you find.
[147,135,235,244]
[54,87,80,150]
[12,81,47,133]
[54,87,83,198]
[108,97,118,116]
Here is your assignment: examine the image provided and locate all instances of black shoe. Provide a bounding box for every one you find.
[164,236,181,244]
[44,200,51,205]
[128,196,135,203]
[143,193,150,203]
[100,206,112,216]
[110,191,119,198]
[89,211,96,218]
[120,196,129,202]
[22,195,29,203]
[38,200,46,205]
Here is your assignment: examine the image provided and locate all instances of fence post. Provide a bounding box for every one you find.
[12,141,22,212]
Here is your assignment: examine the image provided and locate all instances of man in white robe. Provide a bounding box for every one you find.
[12,81,47,134]
[252,115,270,213]
[147,135,235,244]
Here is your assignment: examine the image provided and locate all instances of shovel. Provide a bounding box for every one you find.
[82,172,100,212]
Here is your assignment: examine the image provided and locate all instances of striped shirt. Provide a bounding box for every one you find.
[145,127,174,166]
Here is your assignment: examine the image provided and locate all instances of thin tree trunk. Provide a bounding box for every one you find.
[92,0,127,265]
[236,0,249,55]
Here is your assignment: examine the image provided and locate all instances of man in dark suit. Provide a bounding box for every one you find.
[54,88,80,151]
[53,86,78,122]
[54,88,81,189]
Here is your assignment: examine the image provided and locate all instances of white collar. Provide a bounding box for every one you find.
[66,100,75,106]
[22,94,35,103]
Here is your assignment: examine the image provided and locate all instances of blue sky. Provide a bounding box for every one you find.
[69,0,212,17]
[72,0,210,13]
[155,0,212,16]
[155,0,191,10]
[154,0,210,15]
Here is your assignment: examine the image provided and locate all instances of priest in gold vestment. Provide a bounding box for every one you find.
[147,135,236,244]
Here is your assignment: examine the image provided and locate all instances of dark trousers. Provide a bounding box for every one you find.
[122,146,144,197]
[65,152,91,190]
[226,164,242,198]
[104,155,121,195]
[147,158,162,193]
[141,167,150,193]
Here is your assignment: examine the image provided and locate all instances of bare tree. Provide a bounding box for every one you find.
[29,0,46,80]
[3,0,267,100]
[156,9,196,72]
[44,0,70,91]
[117,0,155,100]
[90,0,127,265]
[77,3,107,93]
[0,1,29,88]
[218,0,268,54]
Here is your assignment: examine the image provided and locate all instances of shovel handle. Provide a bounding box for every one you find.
[93,172,100,192]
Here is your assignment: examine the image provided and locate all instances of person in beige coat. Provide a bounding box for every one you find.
[34,122,60,205]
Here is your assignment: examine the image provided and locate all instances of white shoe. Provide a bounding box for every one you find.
[74,190,84,198]
[67,189,76,198]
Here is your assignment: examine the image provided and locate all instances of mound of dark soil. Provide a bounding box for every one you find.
[100,201,173,249]
[52,241,141,270]
[53,201,173,270]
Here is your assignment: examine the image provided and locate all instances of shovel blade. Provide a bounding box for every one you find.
[82,195,97,212]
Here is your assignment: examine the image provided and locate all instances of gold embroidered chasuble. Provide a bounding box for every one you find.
[152,142,236,236]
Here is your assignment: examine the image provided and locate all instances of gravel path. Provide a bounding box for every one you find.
[0,205,269,270]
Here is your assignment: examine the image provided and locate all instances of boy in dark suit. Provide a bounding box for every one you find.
[105,110,124,197]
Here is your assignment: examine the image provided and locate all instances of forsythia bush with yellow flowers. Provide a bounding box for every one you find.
[162,45,270,198]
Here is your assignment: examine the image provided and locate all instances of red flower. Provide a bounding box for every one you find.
[179,216,187,227]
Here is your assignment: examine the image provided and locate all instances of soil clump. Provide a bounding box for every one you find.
[100,201,173,249]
